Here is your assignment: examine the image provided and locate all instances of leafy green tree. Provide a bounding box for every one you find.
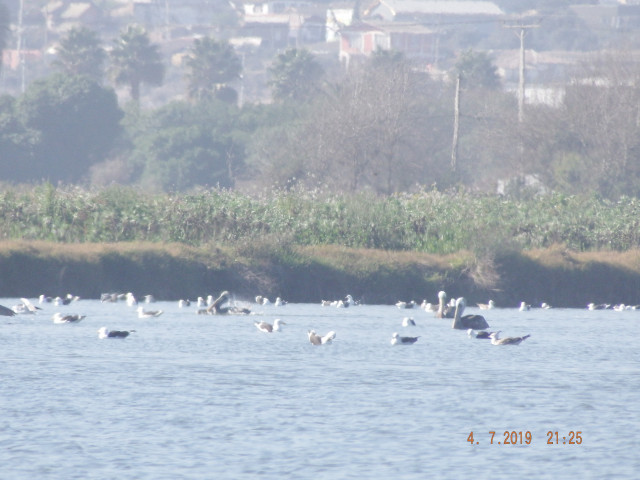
[52,27,106,82]
[110,25,164,102]
[453,49,501,90]
[16,73,123,183]
[0,95,38,182]
[268,48,324,102]
[184,37,241,102]
[126,100,246,191]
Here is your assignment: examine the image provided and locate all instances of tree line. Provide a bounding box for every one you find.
[2,23,640,199]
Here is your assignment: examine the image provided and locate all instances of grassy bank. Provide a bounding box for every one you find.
[1,241,640,308]
[2,184,640,252]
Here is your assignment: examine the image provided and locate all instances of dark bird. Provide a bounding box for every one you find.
[467,329,498,339]
[452,297,489,330]
[98,327,134,339]
[53,313,85,324]
[0,304,16,316]
[391,332,420,345]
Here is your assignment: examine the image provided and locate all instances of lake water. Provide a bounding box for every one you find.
[1,297,638,479]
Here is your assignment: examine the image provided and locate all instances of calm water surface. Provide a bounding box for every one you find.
[1,298,638,479]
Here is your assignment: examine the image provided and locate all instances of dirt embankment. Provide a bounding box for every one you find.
[0,241,639,308]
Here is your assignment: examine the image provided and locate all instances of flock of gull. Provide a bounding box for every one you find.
[0,289,541,347]
[392,290,531,346]
[5,287,632,345]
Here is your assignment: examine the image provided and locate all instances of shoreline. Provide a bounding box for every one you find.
[1,241,639,308]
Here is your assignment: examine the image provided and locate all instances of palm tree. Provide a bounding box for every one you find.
[52,26,106,82]
[184,37,241,102]
[109,25,164,102]
[268,48,324,102]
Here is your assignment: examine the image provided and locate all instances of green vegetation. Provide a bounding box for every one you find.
[1,184,639,254]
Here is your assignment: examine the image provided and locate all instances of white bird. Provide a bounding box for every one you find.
[52,313,85,324]
[477,300,495,310]
[125,292,138,306]
[54,294,78,306]
[391,332,419,345]
[421,300,437,312]
[541,302,552,309]
[402,317,416,327]
[137,306,163,318]
[519,301,531,311]
[452,297,489,330]
[345,294,357,306]
[98,327,134,339]
[308,330,336,345]
[178,299,191,307]
[39,294,52,303]
[274,297,286,306]
[13,298,40,314]
[254,319,286,333]
[435,291,454,318]
[396,300,417,309]
[489,331,531,345]
[587,303,609,310]
[467,328,495,339]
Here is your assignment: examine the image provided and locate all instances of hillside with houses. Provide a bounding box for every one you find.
[3,0,640,105]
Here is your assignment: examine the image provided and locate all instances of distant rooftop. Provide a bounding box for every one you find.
[368,0,503,16]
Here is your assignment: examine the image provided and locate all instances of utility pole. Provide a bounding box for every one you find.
[503,22,539,122]
[451,74,460,172]
[17,0,25,93]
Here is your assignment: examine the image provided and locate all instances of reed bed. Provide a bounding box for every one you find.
[0,184,639,254]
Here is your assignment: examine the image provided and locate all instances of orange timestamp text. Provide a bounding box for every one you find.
[467,431,583,446]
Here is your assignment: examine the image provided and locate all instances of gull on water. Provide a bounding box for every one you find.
[421,300,437,312]
[587,303,610,310]
[467,329,498,339]
[52,313,86,324]
[126,293,138,306]
[489,331,531,346]
[98,327,135,339]
[308,330,336,345]
[12,298,40,314]
[402,317,416,327]
[396,300,417,309]
[391,332,419,345]
[254,319,286,333]
[54,294,79,306]
[519,302,531,311]
[137,306,164,318]
[477,300,495,310]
